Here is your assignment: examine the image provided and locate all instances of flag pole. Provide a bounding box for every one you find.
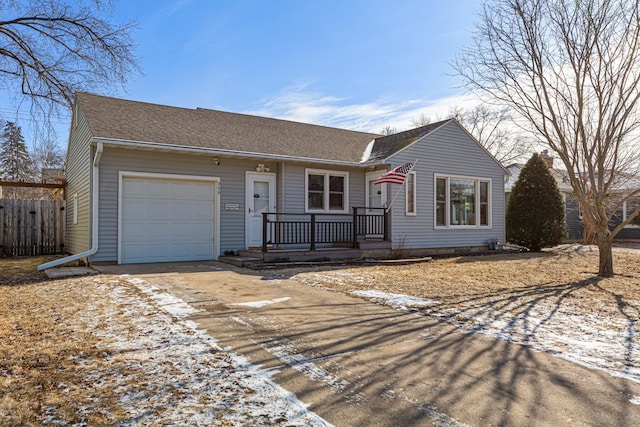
[385,159,417,213]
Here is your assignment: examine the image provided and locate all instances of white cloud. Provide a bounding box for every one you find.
[245,83,479,133]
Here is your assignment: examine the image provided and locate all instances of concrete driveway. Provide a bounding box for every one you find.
[95,261,640,426]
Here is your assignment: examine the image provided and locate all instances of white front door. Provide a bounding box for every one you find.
[366,171,387,212]
[246,172,276,247]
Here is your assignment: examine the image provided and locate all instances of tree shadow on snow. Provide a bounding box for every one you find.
[231,273,640,426]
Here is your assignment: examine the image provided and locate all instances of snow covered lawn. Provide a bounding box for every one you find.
[0,270,329,426]
[290,245,640,384]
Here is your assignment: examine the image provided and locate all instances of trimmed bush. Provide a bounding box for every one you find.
[507,153,567,251]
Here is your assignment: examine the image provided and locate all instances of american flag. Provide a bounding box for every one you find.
[374,161,416,185]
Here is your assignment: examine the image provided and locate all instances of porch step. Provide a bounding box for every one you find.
[239,248,359,263]
[357,240,392,250]
[218,255,262,268]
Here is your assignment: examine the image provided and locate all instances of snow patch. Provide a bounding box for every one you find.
[77,276,332,426]
[360,139,376,163]
[351,290,437,310]
[231,297,291,308]
[631,396,640,405]
[120,276,200,318]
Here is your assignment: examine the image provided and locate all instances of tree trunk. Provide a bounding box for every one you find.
[583,221,595,244]
[595,232,614,277]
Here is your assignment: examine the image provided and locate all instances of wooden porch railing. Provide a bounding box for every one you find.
[262,207,388,252]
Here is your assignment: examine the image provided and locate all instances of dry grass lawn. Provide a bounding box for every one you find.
[0,257,50,285]
[0,257,122,425]
[292,245,640,310]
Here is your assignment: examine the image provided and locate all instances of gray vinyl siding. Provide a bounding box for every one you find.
[281,162,366,213]
[386,121,506,249]
[610,198,640,240]
[279,162,366,248]
[565,194,640,241]
[565,193,583,240]
[616,227,640,239]
[64,106,92,254]
[91,146,277,262]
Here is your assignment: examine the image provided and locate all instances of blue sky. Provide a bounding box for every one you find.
[3,0,483,149]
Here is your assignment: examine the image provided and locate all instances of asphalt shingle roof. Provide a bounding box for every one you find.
[77,92,382,163]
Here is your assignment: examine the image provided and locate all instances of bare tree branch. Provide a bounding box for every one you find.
[448,104,530,164]
[0,0,139,128]
[455,0,640,276]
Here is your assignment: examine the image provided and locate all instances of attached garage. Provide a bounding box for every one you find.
[118,172,219,264]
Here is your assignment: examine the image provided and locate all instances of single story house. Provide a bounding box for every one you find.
[506,152,640,241]
[40,93,508,268]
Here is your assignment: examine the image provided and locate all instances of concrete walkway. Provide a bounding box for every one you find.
[95,261,640,426]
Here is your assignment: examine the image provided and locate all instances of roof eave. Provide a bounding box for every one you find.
[92,137,385,168]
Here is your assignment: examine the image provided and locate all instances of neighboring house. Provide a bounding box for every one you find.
[608,173,640,240]
[505,151,640,241]
[46,92,508,267]
[42,168,66,200]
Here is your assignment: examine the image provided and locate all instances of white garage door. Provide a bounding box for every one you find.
[120,176,215,264]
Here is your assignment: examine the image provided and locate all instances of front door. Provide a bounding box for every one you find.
[366,171,387,212]
[246,172,276,247]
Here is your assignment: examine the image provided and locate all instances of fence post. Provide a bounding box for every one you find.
[262,212,268,253]
[0,202,4,256]
[352,207,358,248]
[310,214,316,251]
[383,209,390,242]
[59,202,65,253]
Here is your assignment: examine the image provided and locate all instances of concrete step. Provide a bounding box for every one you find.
[218,255,262,267]
[357,240,392,250]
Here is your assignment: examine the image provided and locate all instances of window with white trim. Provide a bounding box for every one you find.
[623,199,640,227]
[435,175,491,228]
[305,169,349,213]
[405,171,416,215]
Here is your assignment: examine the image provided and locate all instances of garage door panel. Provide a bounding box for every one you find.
[171,202,197,219]
[121,221,146,240]
[189,183,215,199]
[122,198,146,217]
[121,176,215,264]
[123,180,147,197]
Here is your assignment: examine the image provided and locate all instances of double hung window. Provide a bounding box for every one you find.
[306,169,349,213]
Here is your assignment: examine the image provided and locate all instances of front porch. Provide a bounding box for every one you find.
[239,241,392,263]
[243,207,392,262]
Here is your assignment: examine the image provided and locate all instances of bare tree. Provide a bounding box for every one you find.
[379,125,398,135]
[33,138,65,172]
[455,0,640,276]
[0,0,138,125]
[449,105,529,164]
[410,113,433,128]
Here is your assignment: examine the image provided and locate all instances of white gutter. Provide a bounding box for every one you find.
[38,142,103,271]
[92,137,382,167]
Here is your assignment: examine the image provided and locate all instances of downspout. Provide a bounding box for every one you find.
[38,142,103,271]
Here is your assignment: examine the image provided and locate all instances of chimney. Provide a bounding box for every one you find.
[540,149,554,168]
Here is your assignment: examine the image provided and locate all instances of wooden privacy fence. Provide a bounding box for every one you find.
[0,199,66,256]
